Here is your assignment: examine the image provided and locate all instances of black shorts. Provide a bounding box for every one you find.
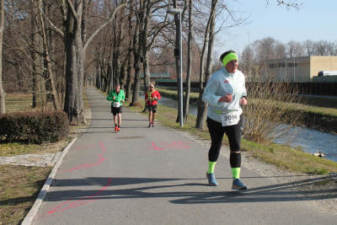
[147,104,158,113]
[111,106,122,115]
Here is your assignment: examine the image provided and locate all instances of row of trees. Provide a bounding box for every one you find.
[0,0,126,124]
[240,37,337,80]
[0,0,301,130]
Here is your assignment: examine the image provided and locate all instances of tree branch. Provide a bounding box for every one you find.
[67,0,79,20]
[84,3,126,51]
[46,17,64,37]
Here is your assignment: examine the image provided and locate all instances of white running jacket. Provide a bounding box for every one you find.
[202,67,247,126]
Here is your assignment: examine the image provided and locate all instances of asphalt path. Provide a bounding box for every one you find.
[32,87,337,225]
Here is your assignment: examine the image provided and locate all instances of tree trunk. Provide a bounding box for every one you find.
[120,61,127,88]
[196,0,217,129]
[125,53,132,100]
[112,16,122,88]
[31,0,44,109]
[196,29,209,128]
[63,1,125,124]
[141,0,151,101]
[172,0,183,124]
[125,1,133,101]
[75,30,85,123]
[31,1,37,108]
[107,63,113,92]
[183,0,193,121]
[0,0,5,114]
[142,50,150,111]
[64,3,81,123]
[130,4,141,106]
[38,0,61,111]
[131,55,141,105]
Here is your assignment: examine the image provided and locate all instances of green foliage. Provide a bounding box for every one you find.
[0,111,69,144]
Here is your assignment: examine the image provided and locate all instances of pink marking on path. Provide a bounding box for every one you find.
[151,142,164,151]
[99,142,107,153]
[165,141,190,149]
[64,155,105,172]
[47,178,112,215]
[150,141,191,151]
[62,142,108,173]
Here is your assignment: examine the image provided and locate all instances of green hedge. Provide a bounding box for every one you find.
[0,111,69,144]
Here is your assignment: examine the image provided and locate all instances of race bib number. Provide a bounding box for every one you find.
[221,111,240,127]
[113,102,121,108]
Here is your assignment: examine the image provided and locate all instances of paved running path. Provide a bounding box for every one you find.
[32,87,337,225]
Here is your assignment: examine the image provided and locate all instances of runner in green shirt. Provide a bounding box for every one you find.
[107,84,125,132]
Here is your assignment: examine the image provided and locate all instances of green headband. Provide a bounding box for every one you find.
[222,52,238,67]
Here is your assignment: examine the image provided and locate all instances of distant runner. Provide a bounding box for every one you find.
[145,82,161,128]
[202,50,248,190]
[107,84,125,132]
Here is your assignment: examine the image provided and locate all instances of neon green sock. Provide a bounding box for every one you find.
[232,167,241,179]
[207,161,216,174]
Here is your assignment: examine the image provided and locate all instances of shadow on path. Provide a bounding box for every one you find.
[39,175,337,205]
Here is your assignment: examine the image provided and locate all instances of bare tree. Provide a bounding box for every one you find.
[286,41,304,57]
[48,0,126,124]
[30,0,46,109]
[143,1,169,111]
[130,0,169,106]
[107,0,126,92]
[274,42,286,58]
[130,1,142,106]
[273,0,301,8]
[240,45,255,80]
[0,0,5,114]
[125,1,134,100]
[303,40,314,56]
[38,0,61,110]
[196,0,217,129]
[140,0,152,103]
[313,40,334,56]
[255,37,280,62]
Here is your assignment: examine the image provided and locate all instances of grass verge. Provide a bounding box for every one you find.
[129,100,337,175]
[0,165,51,225]
[0,139,73,157]
[5,93,34,113]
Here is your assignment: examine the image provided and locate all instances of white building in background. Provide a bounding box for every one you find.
[264,56,337,82]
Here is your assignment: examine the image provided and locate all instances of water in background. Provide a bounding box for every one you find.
[159,96,337,162]
[273,125,337,162]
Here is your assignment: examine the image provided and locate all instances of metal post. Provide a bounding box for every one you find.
[178,11,183,127]
[168,7,184,127]
[293,57,296,83]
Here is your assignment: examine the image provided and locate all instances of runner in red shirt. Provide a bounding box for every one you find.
[145,82,161,128]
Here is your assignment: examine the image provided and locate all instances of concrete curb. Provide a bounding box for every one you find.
[21,137,78,225]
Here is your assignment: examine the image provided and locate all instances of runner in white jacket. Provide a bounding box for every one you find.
[202,50,248,190]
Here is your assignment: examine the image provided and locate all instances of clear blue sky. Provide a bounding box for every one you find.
[214,0,337,56]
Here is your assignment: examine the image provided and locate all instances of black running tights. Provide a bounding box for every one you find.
[206,117,242,168]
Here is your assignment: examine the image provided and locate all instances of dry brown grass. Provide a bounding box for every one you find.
[0,139,71,157]
[0,165,51,225]
[5,92,57,113]
[243,81,302,143]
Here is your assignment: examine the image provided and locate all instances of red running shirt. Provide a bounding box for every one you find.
[145,90,161,106]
